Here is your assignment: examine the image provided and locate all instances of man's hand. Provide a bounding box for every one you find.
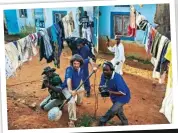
[43,80,49,87]
[108,90,112,95]
[106,41,109,47]
[93,66,98,73]
[116,61,120,65]
[69,90,77,96]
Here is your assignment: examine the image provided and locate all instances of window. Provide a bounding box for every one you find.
[110,12,130,39]
[34,9,45,28]
[113,15,129,36]
[19,9,27,18]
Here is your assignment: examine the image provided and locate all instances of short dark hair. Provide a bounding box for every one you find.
[102,61,115,71]
[70,54,84,66]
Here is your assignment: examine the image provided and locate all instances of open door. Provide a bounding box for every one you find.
[4,10,20,34]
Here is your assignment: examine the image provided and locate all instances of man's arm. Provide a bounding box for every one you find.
[65,67,77,96]
[47,84,62,93]
[107,44,115,53]
[108,90,126,96]
[112,75,127,96]
[67,78,72,91]
[88,57,97,70]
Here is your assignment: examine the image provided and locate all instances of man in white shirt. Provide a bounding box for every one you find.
[106,35,125,75]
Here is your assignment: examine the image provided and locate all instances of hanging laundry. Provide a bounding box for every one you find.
[62,15,70,38]
[62,12,75,38]
[47,27,52,40]
[151,28,157,42]
[38,29,53,62]
[17,36,35,63]
[128,7,136,37]
[152,36,168,79]
[164,42,172,88]
[150,31,162,59]
[55,22,65,51]
[127,25,136,37]
[5,52,16,79]
[68,11,75,33]
[147,30,153,55]
[156,39,170,74]
[135,11,148,30]
[37,31,54,63]
[142,23,152,53]
[130,7,136,28]
[50,24,63,68]
[58,20,65,43]
[5,42,19,71]
[17,38,27,64]
[28,34,38,56]
[159,42,173,123]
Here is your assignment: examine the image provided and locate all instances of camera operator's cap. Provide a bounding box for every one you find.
[114,35,120,40]
[42,66,56,75]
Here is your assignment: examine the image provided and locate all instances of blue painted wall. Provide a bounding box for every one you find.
[99,6,130,39]
[134,4,156,43]
[44,7,94,37]
[16,9,35,32]
[99,4,156,43]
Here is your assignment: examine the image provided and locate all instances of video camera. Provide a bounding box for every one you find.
[99,85,110,97]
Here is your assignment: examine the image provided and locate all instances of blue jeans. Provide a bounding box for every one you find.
[99,101,128,126]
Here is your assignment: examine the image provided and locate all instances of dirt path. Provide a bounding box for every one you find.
[6,47,169,130]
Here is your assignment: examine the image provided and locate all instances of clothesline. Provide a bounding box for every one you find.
[130,5,173,124]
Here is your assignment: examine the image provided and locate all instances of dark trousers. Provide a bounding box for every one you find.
[99,101,128,126]
[82,66,91,93]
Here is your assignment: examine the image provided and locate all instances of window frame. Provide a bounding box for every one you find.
[52,11,67,24]
[19,9,27,18]
[110,12,134,41]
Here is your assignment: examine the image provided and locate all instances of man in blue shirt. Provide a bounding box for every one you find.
[76,39,95,97]
[98,61,131,126]
[62,54,97,127]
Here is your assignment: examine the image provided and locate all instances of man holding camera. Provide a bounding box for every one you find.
[98,61,131,126]
[40,66,64,111]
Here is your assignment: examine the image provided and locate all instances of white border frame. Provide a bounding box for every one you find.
[0,0,177,133]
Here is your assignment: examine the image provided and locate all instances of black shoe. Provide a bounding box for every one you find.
[85,92,90,97]
[98,121,106,126]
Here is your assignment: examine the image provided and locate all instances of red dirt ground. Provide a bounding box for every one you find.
[6,47,169,130]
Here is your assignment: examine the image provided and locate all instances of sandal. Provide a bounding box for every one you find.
[68,121,75,127]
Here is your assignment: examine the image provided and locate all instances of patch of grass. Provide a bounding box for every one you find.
[19,32,29,38]
[126,55,152,65]
[19,25,36,38]
[76,114,96,127]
